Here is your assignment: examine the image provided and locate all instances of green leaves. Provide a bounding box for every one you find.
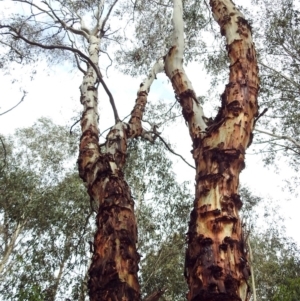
[0,118,92,301]
[273,278,300,301]
[124,137,191,300]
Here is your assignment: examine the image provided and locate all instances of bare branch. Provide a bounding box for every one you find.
[100,49,113,77]
[74,53,87,75]
[94,0,105,33]
[99,74,120,123]
[0,92,26,116]
[156,134,195,169]
[41,0,89,38]
[1,25,120,122]
[259,61,300,89]
[255,128,300,148]
[98,0,119,36]
[149,0,172,7]
[0,40,24,61]
[14,0,55,21]
[69,119,81,135]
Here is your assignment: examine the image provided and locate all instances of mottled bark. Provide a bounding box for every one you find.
[165,1,259,300]
[78,55,163,301]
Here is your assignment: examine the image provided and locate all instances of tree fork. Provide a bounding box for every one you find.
[165,0,259,300]
[78,57,164,301]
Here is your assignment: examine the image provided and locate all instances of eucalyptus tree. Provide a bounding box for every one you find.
[0,1,166,299]
[0,118,92,301]
[252,0,300,174]
[124,136,193,301]
[1,1,261,301]
[199,0,300,177]
[161,1,259,300]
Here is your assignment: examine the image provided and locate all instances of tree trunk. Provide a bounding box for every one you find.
[78,41,163,299]
[165,1,259,300]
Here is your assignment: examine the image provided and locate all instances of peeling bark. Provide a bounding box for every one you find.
[165,1,259,300]
[78,50,163,300]
[129,59,164,140]
[164,0,207,141]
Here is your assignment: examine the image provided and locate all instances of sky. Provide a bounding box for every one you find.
[0,0,299,247]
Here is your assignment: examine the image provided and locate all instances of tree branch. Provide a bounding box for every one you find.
[164,0,207,139]
[247,237,257,301]
[1,25,120,122]
[259,61,300,89]
[74,53,87,75]
[255,128,300,148]
[98,0,119,36]
[69,119,81,135]
[41,0,89,38]
[0,92,26,116]
[156,134,195,169]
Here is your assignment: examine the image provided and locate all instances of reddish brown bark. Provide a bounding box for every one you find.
[165,1,259,300]
[78,63,156,300]
[128,91,148,138]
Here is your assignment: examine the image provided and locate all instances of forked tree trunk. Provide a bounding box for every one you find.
[165,0,259,300]
[77,32,163,300]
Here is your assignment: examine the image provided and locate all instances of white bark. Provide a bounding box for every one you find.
[139,59,164,93]
[164,0,192,86]
[164,0,207,136]
[211,0,253,62]
[79,34,101,137]
[106,122,126,158]
[248,238,257,301]
[0,221,25,275]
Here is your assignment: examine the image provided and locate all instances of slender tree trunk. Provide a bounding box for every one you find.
[0,220,25,275]
[165,0,259,300]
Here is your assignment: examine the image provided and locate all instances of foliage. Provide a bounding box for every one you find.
[273,277,300,301]
[0,118,92,301]
[124,137,192,300]
[250,0,300,172]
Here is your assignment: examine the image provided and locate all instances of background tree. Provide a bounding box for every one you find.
[0,118,92,301]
